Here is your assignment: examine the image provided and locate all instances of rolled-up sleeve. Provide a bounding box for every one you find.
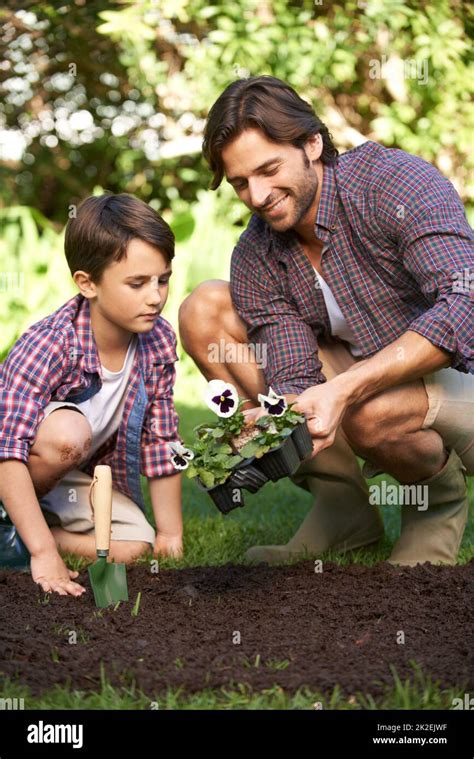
[230,240,325,394]
[0,328,67,462]
[375,164,473,373]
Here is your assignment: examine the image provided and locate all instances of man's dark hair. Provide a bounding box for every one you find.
[65,193,175,282]
[202,75,339,190]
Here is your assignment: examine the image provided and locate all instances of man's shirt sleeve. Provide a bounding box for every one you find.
[374,160,473,373]
[0,328,67,462]
[230,237,325,394]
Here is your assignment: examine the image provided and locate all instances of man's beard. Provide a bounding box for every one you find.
[258,152,319,232]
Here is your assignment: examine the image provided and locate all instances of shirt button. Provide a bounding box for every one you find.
[330,224,337,231]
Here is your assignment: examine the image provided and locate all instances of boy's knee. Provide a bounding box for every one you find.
[110,540,150,563]
[33,410,93,470]
[179,279,231,349]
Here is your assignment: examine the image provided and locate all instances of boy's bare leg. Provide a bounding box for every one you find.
[49,528,149,563]
[28,410,148,563]
[27,408,93,497]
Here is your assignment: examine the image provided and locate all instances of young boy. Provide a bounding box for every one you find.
[0,193,183,597]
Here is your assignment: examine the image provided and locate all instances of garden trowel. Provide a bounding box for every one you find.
[88,465,128,608]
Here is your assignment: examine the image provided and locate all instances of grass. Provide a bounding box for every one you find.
[2,401,472,710]
[0,662,468,710]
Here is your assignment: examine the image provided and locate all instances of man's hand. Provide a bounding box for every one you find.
[31,548,86,597]
[292,378,349,458]
[153,533,183,559]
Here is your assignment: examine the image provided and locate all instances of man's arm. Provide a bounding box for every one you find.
[148,473,183,558]
[293,330,451,457]
[337,330,451,406]
[230,232,325,396]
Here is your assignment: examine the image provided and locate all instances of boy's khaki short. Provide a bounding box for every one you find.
[39,402,155,546]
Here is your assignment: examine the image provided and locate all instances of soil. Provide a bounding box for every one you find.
[0,560,473,699]
[230,421,261,453]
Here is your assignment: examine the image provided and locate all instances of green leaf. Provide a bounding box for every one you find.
[239,441,261,458]
[199,470,215,489]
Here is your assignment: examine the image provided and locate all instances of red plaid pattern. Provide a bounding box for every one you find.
[230,141,473,394]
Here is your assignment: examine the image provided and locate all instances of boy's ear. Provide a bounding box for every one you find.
[73,270,98,299]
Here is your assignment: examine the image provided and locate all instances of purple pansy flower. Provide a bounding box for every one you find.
[257,387,288,417]
[169,442,194,471]
[204,380,238,418]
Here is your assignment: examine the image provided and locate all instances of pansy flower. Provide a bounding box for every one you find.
[204,380,238,418]
[169,441,194,470]
[257,386,287,416]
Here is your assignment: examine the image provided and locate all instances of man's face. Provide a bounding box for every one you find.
[77,238,172,334]
[222,127,321,232]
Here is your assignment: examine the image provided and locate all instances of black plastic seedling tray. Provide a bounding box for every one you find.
[196,460,269,514]
[196,422,313,514]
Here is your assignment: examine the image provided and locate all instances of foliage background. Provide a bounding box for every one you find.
[0,0,473,709]
[0,0,472,401]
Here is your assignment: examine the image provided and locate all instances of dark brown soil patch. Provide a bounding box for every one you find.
[0,561,472,698]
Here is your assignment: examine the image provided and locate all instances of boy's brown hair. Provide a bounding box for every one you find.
[203,75,339,190]
[65,193,175,282]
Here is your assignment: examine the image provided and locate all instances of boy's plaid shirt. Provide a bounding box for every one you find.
[230,141,473,395]
[0,294,180,503]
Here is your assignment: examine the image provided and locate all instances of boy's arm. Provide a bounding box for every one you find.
[0,460,85,596]
[148,473,183,558]
[0,327,85,595]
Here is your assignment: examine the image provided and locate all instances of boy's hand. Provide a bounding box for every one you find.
[31,549,86,597]
[153,533,183,559]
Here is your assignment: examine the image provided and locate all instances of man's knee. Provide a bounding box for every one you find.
[110,540,150,563]
[343,396,398,453]
[178,279,231,348]
[31,410,93,470]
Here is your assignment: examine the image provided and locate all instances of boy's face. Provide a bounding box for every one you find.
[75,238,172,334]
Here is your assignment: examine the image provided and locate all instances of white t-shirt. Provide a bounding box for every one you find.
[76,335,138,456]
[313,267,363,357]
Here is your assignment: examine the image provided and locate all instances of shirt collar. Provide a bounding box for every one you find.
[315,162,338,234]
[73,296,102,374]
[65,294,175,375]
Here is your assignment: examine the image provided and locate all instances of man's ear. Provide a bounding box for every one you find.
[305,133,323,162]
[73,270,97,299]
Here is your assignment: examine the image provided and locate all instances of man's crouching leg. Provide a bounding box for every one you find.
[343,380,469,566]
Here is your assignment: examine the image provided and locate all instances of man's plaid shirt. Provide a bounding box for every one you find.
[0,294,180,505]
[230,140,473,395]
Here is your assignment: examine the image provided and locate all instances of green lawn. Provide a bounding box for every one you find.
[2,402,472,710]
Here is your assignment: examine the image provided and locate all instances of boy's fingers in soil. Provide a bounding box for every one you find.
[49,584,68,596]
[51,580,85,596]
[35,579,52,593]
[68,569,79,579]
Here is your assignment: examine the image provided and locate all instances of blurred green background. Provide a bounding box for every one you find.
[0,0,472,405]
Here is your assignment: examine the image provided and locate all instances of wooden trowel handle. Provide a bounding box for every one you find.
[89,465,113,553]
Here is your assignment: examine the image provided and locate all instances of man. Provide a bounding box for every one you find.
[179,75,473,566]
